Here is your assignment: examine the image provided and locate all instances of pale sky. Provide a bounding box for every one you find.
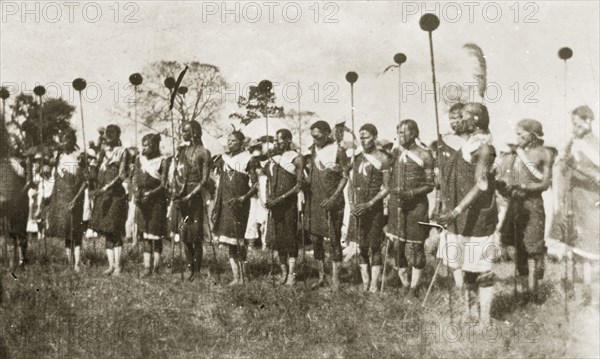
[1,0,599,149]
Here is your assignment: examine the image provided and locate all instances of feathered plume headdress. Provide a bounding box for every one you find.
[443,43,487,108]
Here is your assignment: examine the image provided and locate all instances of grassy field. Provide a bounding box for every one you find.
[0,236,598,359]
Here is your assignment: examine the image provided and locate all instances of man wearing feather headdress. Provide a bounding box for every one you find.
[432,44,487,219]
[496,119,554,302]
[437,103,498,323]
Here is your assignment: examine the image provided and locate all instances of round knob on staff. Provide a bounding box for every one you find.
[394,53,407,65]
[419,13,440,32]
[0,87,9,100]
[178,86,188,95]
[558,47,573,60]
[33,85,46,97]
[72,78,87,92]
[129,73,143,86]
[345,71,358,84]
[258,79,273,93]
[164,77,176,90]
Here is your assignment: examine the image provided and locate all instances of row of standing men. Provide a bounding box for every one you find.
[3,102,598,323]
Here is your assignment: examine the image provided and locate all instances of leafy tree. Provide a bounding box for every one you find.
[7,94,75,153]
[124,61,227,140]
[229,83,284,125]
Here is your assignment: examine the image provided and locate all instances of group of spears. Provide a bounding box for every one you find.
[1,15,598,324]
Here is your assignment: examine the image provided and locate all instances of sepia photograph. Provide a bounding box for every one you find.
[0,1,599,357]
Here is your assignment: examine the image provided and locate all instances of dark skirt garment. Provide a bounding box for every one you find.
[266,195,298,252]
[177,190,205,244]
[0,159,28,238]
[306,164,345,238]
[47,171,84,243]
[134,166,168,237]
[265,162,299,253]
[213,171,251,240]
[500,194,546,255]
[135,192,168,237]
[387,196,429,242]
[550,154,600,255]
[90,164,128,237]
[348,202,385,249]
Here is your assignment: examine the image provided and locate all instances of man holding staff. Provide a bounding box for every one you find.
[305,121,349,290]
[348,124,390,292]
[437,103,498,323]
[387,120,434,297]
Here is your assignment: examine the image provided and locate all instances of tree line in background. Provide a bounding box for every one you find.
[2,60,320,157]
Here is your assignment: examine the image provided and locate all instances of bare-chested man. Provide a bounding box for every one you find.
[173,121,211,281]
[497,119,553,302]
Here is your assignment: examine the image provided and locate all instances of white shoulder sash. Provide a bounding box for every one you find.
[315,143,338,170]
[272,150,298,175]
[399,149,424,168]
[222,151,252,175]
[572,138,600,167]
[361,151,383,171]
[140,155,163,180]
[515,148,543,181]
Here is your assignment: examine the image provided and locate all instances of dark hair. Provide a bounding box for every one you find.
[462,103,489,132]
[230,130,245,143]
[185,120,204,145]
[359,123,378,137]
[310,120,332,135]
[276,129,293,141]
[142,133,161,146]
[572,105,594,121]
[449,102,464,113]
[397,119,420,137]
[106,124,121,138]
[105,124,122,146]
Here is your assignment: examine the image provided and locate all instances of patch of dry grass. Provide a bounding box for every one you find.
[0,237,598,358]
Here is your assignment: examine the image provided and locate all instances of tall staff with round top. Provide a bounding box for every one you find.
[71,78,89,265]
[0,87,9,128]
[163,76,179,274]
[129,73,143,150]
[33,85,47,261]
[419,13,453,320]
[0,87,10,267]
[129,73,143,276]
[345,71,360,275]
[558,46,573,320]
[258,79,278,285]
[381,53,407,292]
